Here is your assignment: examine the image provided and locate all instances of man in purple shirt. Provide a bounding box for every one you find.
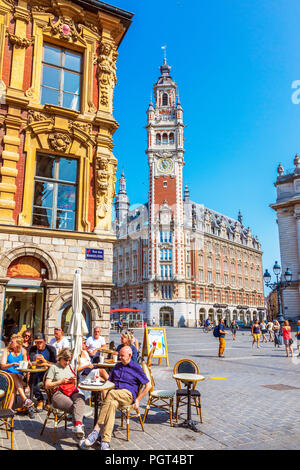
[80,346,150,450]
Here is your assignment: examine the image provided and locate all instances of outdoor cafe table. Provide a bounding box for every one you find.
[17,367,48,401]
[78,380,115,426]
[172,373,205,433]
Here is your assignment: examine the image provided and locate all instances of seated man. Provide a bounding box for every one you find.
[28,333,56,411]
[49,327,70,354]
[86,327,107,364]
[80,346,151,450]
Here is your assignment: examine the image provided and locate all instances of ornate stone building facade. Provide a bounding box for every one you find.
[111,60,265,327]
[270,156,300,320]
[0,0,133,340]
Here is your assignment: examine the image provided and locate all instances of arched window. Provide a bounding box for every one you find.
[156,134,161,145]
[162,133,168,144]
[162,93,168,106]
[169,133,174,144]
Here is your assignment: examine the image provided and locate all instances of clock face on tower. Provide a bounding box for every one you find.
[157,158,174,174]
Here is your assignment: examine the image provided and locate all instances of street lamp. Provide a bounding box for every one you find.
[263,261,292,326]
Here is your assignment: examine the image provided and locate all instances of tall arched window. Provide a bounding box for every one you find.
[162,133,168,144]
[169,133,174,144]
[162,93,168,106]
[156,134,161,145]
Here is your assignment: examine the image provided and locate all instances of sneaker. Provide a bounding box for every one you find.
[73,424,85,440]
[27,406,35,419]
[83,429,99,447]
[35,400,44,412]
[100,441,110,450]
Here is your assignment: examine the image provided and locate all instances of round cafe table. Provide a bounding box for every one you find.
[17,367,48,401]
[172,373,205,433]
[78,380,115,426]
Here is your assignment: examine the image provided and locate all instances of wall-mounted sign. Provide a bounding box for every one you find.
[85,248,104,260]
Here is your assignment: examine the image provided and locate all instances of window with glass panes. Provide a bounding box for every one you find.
[32,154,77,230]
[41,44,81,111]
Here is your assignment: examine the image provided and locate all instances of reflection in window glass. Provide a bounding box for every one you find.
[32,154,77,231]
[41,44,81,111]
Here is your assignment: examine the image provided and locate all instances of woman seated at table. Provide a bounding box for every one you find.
[77,340,108,387]
[0,334,35,415]
[112,331,138,362]
[45,348,86,440]
[22,329,33,354]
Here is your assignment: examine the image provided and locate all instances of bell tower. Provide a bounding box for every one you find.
[146,56,185,283]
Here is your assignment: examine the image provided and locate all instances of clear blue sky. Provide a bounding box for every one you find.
[110,0,300,287]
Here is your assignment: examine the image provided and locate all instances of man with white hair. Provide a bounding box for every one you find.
[80,345,151,450]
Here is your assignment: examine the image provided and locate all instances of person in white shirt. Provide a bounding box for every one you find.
[266,321,274,342]
[86,327,106,363]
[49,328,70,354]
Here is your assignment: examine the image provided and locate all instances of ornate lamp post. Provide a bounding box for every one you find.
[263,261,292,326]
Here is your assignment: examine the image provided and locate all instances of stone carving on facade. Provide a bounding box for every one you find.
[96,41,118,109]
[44,15,85,44]
[6,31,33,48]
[48,132,72,152]
[95,156,117,221]
[28,110,54,125]
[68,120,92,136]
[277,163,284,176]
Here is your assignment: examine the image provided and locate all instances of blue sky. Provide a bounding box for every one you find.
[109,0,300,287]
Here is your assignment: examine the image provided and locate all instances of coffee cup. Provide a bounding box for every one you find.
[113,355,118,363]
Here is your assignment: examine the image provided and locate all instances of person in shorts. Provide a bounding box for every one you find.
[251,320,261,348]
[260,320,268,343]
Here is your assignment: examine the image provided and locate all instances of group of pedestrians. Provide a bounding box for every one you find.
[206,317,300,359]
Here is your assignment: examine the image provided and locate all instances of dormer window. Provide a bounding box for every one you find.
[162,93,168,106]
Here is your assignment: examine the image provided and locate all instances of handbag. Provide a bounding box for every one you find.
[289,338,294,345]
[57,365,78,397]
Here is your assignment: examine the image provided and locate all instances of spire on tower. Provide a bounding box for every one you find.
[238,210,243,225]
[184,184,190,202]
[119,170,127,195]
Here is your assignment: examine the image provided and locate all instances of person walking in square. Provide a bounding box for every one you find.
[230,320,239,341]
[273,320,281,348]
[251,320,261,348]
[260,320,268,343]
[282,320,293,358]
[218,319,228,358]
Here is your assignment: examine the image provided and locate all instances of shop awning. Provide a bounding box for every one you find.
[110,308,143,314]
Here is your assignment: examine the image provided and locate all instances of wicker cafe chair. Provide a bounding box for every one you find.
[146,346,156,385]
[142,362,175,427]
[40,375,69,444]
[173,359,203,423]
[119,384,145,441]
[0,370,15,450]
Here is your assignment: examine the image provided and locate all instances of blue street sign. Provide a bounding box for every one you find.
[85,248,104,260]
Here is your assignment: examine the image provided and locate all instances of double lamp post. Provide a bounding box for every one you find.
[263,261,292,327]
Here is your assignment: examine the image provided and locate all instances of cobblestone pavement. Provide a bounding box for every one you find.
[1,327,300,450]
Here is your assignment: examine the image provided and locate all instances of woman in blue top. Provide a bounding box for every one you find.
[295,320,300,357]
[1,335,34,413]
[113,331,138,362]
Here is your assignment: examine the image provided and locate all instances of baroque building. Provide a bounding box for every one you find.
[111,59,265,327]
[270,156,300,321]
[0,0,133,341]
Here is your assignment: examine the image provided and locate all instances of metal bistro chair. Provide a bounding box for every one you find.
[40,375,69,444]
[173,359,203,424]
[119,383,145,441]
[142,362,175,427]
[0,370,15,450]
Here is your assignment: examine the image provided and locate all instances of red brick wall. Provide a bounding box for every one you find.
[154,176,177,215]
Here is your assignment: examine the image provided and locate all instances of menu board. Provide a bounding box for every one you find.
[142,328,169,366]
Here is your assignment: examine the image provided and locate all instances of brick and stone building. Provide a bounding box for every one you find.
[270,156,300,320]
[0,0,133,341]
[111,59,265,327]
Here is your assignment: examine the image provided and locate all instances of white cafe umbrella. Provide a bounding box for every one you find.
[68,269,88,372]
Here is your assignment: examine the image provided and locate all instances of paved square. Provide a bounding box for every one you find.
[1,327,300,450]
